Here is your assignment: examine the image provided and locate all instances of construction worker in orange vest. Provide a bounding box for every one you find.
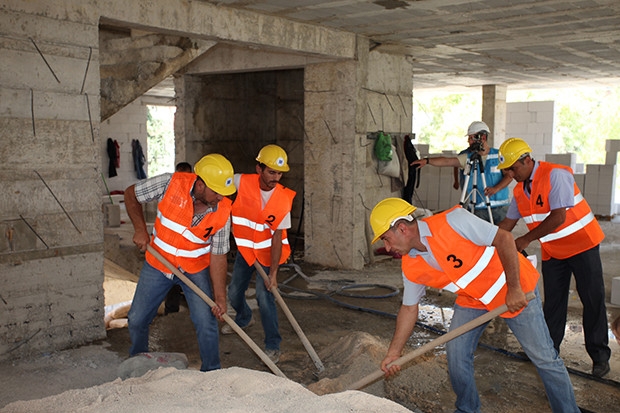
[222,145,296,364]
[497,137,611,378]
[124,153,236,372]
[370,198,579,413]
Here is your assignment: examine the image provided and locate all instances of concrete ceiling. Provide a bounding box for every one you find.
[199,0,620,91]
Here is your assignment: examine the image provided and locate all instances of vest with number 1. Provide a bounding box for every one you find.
[514,161,604,260]
[146,172,232,274]
[232,174,296,267]
[402,207,539,318]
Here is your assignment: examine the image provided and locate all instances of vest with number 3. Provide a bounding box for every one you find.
[232,174,296,267]
[514,161,604,260]
[402,207,539,318]
[146,172,232,274]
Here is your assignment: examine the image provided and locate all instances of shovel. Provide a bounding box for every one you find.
[146,245,287,378]
[254,262,325,372]
[346,291,536,391]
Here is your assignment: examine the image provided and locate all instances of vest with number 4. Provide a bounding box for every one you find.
[232,174,296,267]
[514,161,604,260]
[146,172,232,274]
[402,207,539,318]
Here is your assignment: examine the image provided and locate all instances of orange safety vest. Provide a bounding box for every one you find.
[513,161,604,260]
[146,172,232,274]
[402,207,539,318]
[232,174,296,267]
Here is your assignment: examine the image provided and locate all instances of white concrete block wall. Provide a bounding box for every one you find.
[575,163,585,174]
[574,173,586,194]
[605,139,620,152]
[545,153,576,170]
[417,144,430,156]
[438,167,455,210]
[420,166,440,210]
[584,164,617,215]
[506,101,554,161]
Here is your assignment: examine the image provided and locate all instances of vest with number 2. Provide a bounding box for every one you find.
[514,161,604,260]
[232,174,296,267]
[402,207,539,318]
[146,172,232,274]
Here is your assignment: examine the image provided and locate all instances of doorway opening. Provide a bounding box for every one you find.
[146,105,176,176]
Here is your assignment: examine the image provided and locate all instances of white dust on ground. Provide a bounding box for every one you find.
[0,366,411,413]
[0,332,413,413]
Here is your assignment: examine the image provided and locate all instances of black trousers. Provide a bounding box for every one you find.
[541,245,610,363]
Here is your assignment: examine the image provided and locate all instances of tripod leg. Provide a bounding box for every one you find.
[460,157,494,224]
[459,161,477,213]
[478,173,494,225]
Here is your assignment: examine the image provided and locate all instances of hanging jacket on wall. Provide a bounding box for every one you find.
[106,138,119,178]
[132,139,147,179]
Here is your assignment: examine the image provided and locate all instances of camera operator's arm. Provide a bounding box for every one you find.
[484,171,513,196]
[411,156,461,168]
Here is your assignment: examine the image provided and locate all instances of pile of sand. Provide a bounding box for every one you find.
[0,366,412,413]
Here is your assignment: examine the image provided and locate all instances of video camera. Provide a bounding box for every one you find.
[468,132,486,152]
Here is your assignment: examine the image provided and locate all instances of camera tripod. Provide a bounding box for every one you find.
[458,151,495,224]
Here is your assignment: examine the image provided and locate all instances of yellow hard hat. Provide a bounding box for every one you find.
[369,198,417,244]
[497,138,532,169]
[256,144,290,172]
[193,154,236,196]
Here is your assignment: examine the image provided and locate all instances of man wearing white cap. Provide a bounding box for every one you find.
[412,121,512,224]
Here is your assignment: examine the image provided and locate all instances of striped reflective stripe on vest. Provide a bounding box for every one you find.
[153,236,211,257]
[455,246,495,288]
[540,211,595,243]
[454,246,505,305]
[156,210,210,244]
[152,210,211,258]
[479,272,506,305]
[232,216,290,250]
[440,282,459,293]
[522,193,584,224]
[232,215,270,232]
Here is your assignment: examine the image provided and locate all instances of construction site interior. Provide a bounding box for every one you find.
[2,1,620,412]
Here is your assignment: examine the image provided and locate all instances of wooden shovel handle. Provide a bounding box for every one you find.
[346,291,536,391]
[254,262,325,372]
[146,245,287,378]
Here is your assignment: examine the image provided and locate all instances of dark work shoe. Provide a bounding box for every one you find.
[265,349,281,364]
[592,361,610,378]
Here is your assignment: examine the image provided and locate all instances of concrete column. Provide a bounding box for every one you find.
[482,84,507,147]
[304,58,366,269]
[303,39,413,269]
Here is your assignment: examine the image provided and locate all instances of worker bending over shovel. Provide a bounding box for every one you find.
[124,154,236,372]
[369,198,580,413]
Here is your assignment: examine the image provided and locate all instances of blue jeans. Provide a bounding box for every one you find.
[128,261,220,371]
[228,253,281,351]
[446,289,579,413]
